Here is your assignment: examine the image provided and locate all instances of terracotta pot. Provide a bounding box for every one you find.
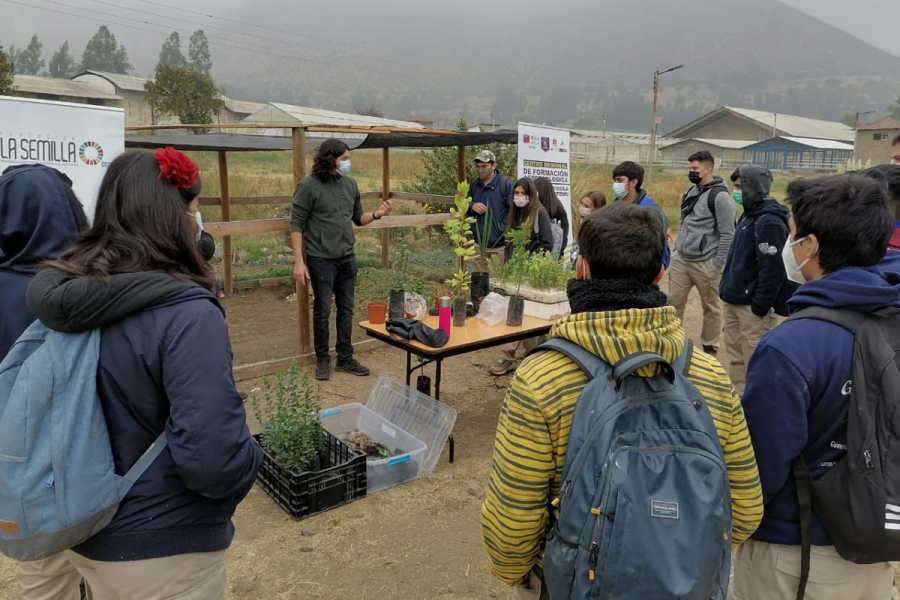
[434,290,454,309]
[367,302,388,325]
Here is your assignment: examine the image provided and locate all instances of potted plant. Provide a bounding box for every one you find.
[443,181,476,327]
[502,223,532,327]
[471,214,493,306]
[389,231,412,320]
[250,361,366,519]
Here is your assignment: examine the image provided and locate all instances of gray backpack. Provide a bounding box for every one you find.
[533,338,732,600]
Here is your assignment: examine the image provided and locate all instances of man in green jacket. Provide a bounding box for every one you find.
[291,138,393,381]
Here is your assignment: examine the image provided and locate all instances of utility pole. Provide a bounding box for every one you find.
[647,65,683,187]
[602,114,607,137]
[854,110,876,129]
[772,113,778,139]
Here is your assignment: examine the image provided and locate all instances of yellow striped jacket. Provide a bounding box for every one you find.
[481,307,763,586]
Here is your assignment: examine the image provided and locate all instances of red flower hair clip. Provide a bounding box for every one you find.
[154,147,200,190]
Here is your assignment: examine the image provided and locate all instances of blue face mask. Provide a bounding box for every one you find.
[338,160,351,176]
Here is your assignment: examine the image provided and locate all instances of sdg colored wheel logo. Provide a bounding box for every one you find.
[79,141,104,166]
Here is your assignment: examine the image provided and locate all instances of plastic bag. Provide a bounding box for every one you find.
[404,293,428,321]
[477,292,510,327]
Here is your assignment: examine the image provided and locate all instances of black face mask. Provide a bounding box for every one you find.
[688,171,703,185]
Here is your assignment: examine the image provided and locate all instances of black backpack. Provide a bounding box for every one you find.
[680,184,729,232]
[785,306,900,599]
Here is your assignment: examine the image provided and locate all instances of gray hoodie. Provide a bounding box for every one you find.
[674,175,736,267]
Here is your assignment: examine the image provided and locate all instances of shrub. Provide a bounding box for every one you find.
[250,361,324,472]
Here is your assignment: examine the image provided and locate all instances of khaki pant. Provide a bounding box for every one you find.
[668,256,723,350]
[65,550,226,600]
[473,246,506,273]
[730,539,895,600]
[498,336,548,365]
[723,303,778,394]
[18,553,84,600]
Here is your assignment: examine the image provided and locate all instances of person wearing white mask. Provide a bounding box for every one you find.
[611,161,671,268]
[489,178,553,376]
[733,174,900,600]
[569,190,607,268]
[717,165,793,393]
[290,138,393,381]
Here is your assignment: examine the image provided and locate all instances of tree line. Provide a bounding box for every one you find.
[0,26,223,130]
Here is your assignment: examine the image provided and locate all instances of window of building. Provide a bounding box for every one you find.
[874,133,890,141]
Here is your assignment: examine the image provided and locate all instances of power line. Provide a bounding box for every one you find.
[0,0,393,75]
[131,0,386,55]
[81,0,408,67]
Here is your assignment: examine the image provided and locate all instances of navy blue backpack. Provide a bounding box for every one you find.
[534,338,732,599]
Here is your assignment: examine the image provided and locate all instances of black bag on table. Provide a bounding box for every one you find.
[385,318,449,348]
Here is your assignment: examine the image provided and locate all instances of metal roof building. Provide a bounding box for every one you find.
[12,75,123,106]
[243,103,424,133]
[742,136,854,171]
[659,138,753,168]
[665,106,854,143]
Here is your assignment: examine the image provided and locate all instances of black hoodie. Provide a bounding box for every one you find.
[719,165,792,316]
[0,165,86,361]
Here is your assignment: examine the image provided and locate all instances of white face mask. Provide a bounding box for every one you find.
[188,211,203,241]
[892,159,900,166]
[579,206,593,217]
[612,182,628,199]
[513,196,529,208]
[781,235,816,284]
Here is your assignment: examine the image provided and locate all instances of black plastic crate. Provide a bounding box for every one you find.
[253,431,367,520]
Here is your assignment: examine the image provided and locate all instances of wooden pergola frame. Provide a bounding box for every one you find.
[125,123,481,380]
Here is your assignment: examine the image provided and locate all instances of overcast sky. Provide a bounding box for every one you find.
[1,0,895,73]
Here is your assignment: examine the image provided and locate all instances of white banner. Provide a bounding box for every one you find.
[517,122,572,248]
[0,96,125,219]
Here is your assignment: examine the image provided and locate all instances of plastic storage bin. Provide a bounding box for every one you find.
[366,375,457,474]
[321,403,427,493]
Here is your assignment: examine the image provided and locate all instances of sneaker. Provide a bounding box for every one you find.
[315,360,331,381]
[490,358,516,376]
[335,358,370,377]
[702,345,718,357]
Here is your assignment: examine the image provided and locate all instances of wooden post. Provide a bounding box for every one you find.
[292,127,312,356]
[217,152,233,295]
[381,147,391,269]
[457,145,467,184]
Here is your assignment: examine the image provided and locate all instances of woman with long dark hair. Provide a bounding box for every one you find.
[533,176,570,259]
[26,149,262,599]
[503,177,553,260]
[490,178,553,376]
[290,138,393,381]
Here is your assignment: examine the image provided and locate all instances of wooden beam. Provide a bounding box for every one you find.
[292,127,312,357]
[204,213,454,237]
[126,123,462,135]
[457,145,467,184]
[381,147,391,269]
[217,151,233,295]
[233,339,384,382]
[389,192,455,205]
[198,191,382,206]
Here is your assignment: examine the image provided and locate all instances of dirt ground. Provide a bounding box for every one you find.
[0,277,710,600]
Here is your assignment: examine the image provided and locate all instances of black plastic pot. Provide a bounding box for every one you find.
[507,295,525,326]
[470,272,490,305]
[388,289,405,320]
[452,297,467,327]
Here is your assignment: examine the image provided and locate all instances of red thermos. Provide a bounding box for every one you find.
[439,296,452,336]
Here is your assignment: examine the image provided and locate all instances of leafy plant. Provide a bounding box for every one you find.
[501,222,533,295]
[0,47,15,96]
[528,251,575,290]
[390,228,413,290]
[475,208,494,271]
[250,361,325,473]
[443,181,476,294]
